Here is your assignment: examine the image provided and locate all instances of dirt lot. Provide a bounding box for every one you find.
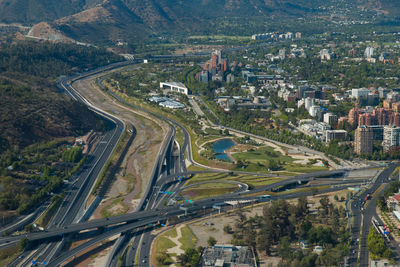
[66,234,119,267]
[71,73,170,266]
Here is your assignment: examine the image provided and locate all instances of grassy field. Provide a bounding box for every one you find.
[179,226,197,251]
[247,185,331,197]
[232,145,328,173]
[284,164,328,173]
[186,172,285,189]
[187,165,209,171]
[234,176,282,188]
[181,182,238,201]
[154,228,178,253]
[175,127,185,149]
[185,172,231,185]
[154,234,176,267]
[233,146,294,164]
[100,197,129,218]
[153,225,197,266]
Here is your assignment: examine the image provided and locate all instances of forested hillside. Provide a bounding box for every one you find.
[0,41,121,78]
[0,41,122,153]
[0,40,121,217]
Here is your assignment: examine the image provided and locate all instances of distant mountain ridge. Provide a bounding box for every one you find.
[0,0,397,43]
[44,0,325,43]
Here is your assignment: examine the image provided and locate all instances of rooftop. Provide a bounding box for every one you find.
[200,245,255,267]
[160,81,187,88]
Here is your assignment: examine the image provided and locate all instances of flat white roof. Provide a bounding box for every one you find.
[160,82,187,89]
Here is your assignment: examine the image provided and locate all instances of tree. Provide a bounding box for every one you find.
[156,252,170,265]
[377,195,388,211]
[257,229,273,255]
[243,226,257,248]
[297,220,312,240]
[18,237,29,250]
[177,248,201,267]
[223,224,233,234]
[277,236,293,260]
[24,224,34,233]
[295,196,308,217]
[258,199,294,254]
[319,196,332,215]
[367,227,392,260]
[207,236,217,246]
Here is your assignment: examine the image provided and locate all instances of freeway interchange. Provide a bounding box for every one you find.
[1,59,398,266]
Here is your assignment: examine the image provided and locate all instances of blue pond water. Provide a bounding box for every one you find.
[212,139,235,162]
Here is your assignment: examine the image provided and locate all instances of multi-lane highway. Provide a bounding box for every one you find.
[3,57,393,267]
[349,163,400,266]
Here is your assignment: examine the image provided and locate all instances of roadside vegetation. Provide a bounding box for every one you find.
[0,139,88,219]
[0,245,21,266]
[154,225,198,266]
[91,129,131,196]
[367,227,393,261]
[180,182,238,201]
[376,180,400,212]
[35,193,64,228]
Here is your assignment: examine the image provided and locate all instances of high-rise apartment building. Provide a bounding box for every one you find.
[323,113,338,125]
[383,126,400,152]
[354,126,374,155]
[358,113,373,126]
[348,108,362,126]
[365,47,374,58]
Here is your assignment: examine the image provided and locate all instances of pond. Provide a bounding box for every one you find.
[211,139,235,162]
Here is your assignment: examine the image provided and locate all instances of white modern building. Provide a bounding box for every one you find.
[160,82,189,95]
[309,105,321,117]
[305,97,315,110]
[383,126,400,152]
[352,88,370,99]
[323,113,338,125]
[159,100,185,109]
[365,47,374,58]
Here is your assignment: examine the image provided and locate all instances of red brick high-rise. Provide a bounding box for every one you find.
[211,53,218,69]
[373,108,392,125]
[348,108,362,126]
[358,113,373,126]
